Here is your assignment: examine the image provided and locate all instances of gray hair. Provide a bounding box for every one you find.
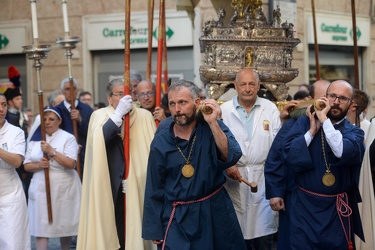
[47,89,63,107]
[106,75,124,97]
[60,77,78,90]
[168,80,200,100]
[130,69,142,84]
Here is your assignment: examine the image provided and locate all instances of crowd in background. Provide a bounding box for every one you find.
[0,66,374,250]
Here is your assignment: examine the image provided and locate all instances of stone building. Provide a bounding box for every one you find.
[0,0,374,118]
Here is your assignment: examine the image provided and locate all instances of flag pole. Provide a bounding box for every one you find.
[351,0,360,89]
[311,0,320,80]
[146,0,155,80]
[155,0,165,126]
[123,0,131,245]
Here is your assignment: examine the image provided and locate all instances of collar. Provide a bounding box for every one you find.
[63,99,79,110]
[233,95,260,110]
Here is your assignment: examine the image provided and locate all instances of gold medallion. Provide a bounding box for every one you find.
[182,164,194,178]
[322,172,336,186]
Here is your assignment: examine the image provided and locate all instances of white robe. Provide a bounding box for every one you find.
[221,97,281,239]
[77,105,156,250]
[24,129,80,237]
[355,119,375,249]
[0,121,30,250]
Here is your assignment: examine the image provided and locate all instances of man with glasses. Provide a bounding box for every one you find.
[282,80,365,249]
[78,76,156,250]
[137,80,167,122]
[55,78,93,175]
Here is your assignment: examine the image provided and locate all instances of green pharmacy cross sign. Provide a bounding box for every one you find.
[0,34,9,49]
[153,26,174,40]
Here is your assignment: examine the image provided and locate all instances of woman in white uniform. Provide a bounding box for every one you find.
[24,107,80,250]
[0,93,30,250]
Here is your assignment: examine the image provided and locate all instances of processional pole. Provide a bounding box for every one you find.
[146,0,155,80]
[163,7,169,93]
[123,0,132,244]
[351,0,360,90]
[311,0,320,80]
[155,0,165,126]
[23,0,53,223]
[56,0,81,178]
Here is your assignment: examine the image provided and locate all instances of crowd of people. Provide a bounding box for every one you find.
[0,67,374,250]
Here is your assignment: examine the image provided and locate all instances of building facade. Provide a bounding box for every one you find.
[0,0,374,118]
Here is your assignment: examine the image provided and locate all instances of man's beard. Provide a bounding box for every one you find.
[173,107,196,126]
[327,105,349,122]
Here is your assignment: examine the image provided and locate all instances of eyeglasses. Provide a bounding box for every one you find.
[326,93,352,104]
[111,93,124,98]
[137,91,155,99]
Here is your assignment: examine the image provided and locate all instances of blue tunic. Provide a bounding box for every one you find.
[283,116,365,249]
[142,119,246,250]
[264,118,297,249]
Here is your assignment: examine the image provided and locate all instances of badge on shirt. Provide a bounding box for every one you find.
[263,120,270,131]
[2,143,8,151]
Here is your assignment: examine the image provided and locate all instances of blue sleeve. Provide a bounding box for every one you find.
[78,104,93,137]
[265,119,295,199]
[283,116,315,173]
[217,120,242,170]
[142,138,166,240]
[102,118,121,142]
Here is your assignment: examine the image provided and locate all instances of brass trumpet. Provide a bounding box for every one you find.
[196,103,213,121]
[199,103,213,114]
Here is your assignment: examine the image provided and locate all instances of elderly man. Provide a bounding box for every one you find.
[55,78,93,175]
[220,68,281,250]
[78,76,156,250]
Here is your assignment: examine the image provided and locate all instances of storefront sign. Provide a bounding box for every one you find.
[0,27,27,54]
[86,11,192,50]
[307,13,370,46]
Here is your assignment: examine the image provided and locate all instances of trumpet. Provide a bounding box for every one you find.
[196,103,213,121]
[313,99,326,111]
[199,103,213,114]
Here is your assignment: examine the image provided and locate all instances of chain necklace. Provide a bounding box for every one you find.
[321,129,336,186]
[176,131,197,178]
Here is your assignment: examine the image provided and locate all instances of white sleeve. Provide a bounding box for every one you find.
[322,118,343,158]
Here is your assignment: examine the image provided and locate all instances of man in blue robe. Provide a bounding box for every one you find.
[265,80,330,249]
[55,78,93,175]
[142,80,246,250]
[282,80,365,249]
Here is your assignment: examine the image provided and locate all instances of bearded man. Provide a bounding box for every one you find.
[282,80,365,249]
[142,79,246,250]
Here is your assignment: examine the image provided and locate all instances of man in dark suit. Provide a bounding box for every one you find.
[55,78,93,175]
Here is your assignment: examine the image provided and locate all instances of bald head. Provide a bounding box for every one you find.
[310,80,330,99]
[235,68,259,84]
[327,80,354,98]
[137,80,156,111]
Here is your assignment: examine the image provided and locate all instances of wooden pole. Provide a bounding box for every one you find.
[68,78,81,178]
[146,0,155,80]
[36,62,53,223]
[155,0,165,126]
[123,0,131,245]
[311,0,320,80]
[351,0,360,89]
[162,7,168,93]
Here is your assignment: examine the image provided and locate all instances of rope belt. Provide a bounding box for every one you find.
[298,186,353,250]
[161,186,222,250]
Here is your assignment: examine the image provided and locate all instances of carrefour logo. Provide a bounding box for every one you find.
[0,34,9,49]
